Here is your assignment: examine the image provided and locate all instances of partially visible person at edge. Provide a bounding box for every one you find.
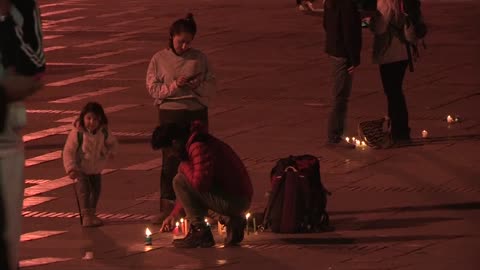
[0,0,46,269]
[151,121,252,248]
[146,13,217,225]
[323,0,362,148]
[369,0,411,144]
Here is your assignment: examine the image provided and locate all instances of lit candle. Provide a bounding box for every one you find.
[345,137,350,143]
[173,222,182,239]
[352,137,356,142]
[145,228,152,246]
[245,213,251,235]
[355,140,361,146]
[183,219,189,236]
[447,115,454,124]
[422,130,429,138]
[180,218,184,234]
[217,221,225,236]
[361,141,366,147]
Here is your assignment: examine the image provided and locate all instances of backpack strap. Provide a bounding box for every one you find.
[101,127,109,142]
[76,131,83,153]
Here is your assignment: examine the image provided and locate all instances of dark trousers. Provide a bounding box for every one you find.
[379,60,410,140]
[328,56,353,143]
[77,174,102,210]
[158,108,208,201]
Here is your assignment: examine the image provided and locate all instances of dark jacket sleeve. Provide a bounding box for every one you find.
[0,0,46,76]
[341,0,362,67]
[0,85,6,132]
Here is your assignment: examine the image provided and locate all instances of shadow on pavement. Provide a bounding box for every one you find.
[336,216,463,231]
[392,134,480,148]
[330,201,480,216]
[280,234,466,245]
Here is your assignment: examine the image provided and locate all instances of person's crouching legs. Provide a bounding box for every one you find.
[171,173,214,248]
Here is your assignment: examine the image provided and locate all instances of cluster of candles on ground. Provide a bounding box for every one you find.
[345,137,368,149]
[422,115,461,139]
[144,212,258,245]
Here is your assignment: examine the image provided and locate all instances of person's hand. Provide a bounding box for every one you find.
[1,71,43,102]
[186,77,201,90]
[175,76,189,87]
[347,66,356,75]
[68,170,80,180]
[160,215,176,232]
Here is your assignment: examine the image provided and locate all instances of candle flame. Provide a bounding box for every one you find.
[345,137,350,143]
[246,213,251,219]
[205,218,208,223]
[361,141,366,146]
[180,218,184,223]
[175,222,179,227]
[145,228,152,236]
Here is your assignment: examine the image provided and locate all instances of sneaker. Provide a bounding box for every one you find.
[325,140,356,149]
[172,223,215,248]
[224,216,246,246]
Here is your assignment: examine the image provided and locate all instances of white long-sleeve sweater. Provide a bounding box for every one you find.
[146,48,216,110]
[63,122,118,175]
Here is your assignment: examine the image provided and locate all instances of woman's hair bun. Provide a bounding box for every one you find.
[185,13,194,21]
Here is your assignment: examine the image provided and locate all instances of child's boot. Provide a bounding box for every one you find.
[89,208,103,227]
[81,209,94,227]
[81,209,102,227]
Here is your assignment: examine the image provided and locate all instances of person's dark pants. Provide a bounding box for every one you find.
[379,60,410,140]
[158,107,208,201]
[173,173,250,226]
[328,56,353,143]
[77,174,102,210]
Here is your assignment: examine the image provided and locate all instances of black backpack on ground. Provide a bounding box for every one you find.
[261,155,332,233]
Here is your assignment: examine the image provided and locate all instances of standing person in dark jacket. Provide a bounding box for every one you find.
[152,121,253,248]
[0,0,45,269]
[323,0,362,148]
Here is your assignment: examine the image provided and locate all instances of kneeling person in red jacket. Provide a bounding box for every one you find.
[152,121,253,248]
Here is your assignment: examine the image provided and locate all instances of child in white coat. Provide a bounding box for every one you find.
[63,102,118,227]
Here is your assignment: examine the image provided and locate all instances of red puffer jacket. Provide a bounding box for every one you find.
[170,129,253,218]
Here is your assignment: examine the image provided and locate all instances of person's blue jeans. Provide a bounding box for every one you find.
[328,56,353,143]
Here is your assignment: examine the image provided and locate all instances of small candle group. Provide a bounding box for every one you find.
[447,115,461,125]
[345,137,367,149]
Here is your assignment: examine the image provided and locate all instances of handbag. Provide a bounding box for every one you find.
[357,117,393,149]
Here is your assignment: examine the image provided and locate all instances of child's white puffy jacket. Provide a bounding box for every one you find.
[63,121,118,175]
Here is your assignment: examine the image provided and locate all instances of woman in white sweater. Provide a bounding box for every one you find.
[146,13,217,224]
